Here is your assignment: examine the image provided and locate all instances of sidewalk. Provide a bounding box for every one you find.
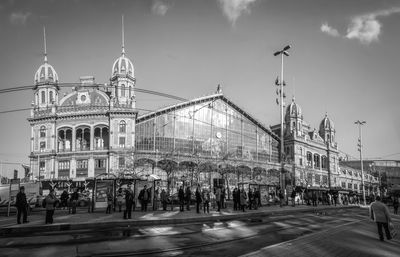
[0,204,359,236]
[242,212,400,257]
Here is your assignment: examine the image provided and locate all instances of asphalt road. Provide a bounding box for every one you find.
[0,208,370,257]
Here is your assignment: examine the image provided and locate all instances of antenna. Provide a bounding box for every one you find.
[43,26,47,63]
[292,77,295,100]
[122,15,125,55]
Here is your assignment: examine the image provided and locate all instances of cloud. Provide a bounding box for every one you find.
[151,0,170,16]
[217,0,257,26]
[9,11,31,25]
[346,7,400,44]
[320,23,340,37]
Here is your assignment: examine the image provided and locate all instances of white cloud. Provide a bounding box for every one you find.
[217,0,257,26]
[151,0,170,16]
[346,7,400,44]
[10,11,31,25]
[320,23,340,37]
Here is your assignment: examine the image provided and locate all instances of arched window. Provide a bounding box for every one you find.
[41,91,45,104]
[314,154,320,169]
[119,120,126,133]
[40,126,46,138]
[49,91,54,103]
[321,156,327,170]
[129,86,132,99]
[121,84,125,97]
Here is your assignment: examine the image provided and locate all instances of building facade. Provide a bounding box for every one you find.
[29,39,137,180]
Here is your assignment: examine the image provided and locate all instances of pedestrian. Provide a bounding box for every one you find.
[209,189,216,209]
[312,191,317,207]
[370,195,393,241]
[393,195,399,214]
[45,189,58,224]
[248,188,254,210]
[333,194,338,206]
[202,188,210,214]
[138,185,149,212]
[124,186,134,219]
[215,186,221,212]
[116,188,123,212]
[279,190,284,207]
[291,190,296,207]
[16,186,29,224]
[70,188,79,214]
[160,189,168,211]
[232,188,238,211]
[195,186,202,214]
[60,190,69,210]
[240,187,247,212]
[185,186,191,211]
[106,189,113,214]
[178,186,185,212]
[221,187,226,209]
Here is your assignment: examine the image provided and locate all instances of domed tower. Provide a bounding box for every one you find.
[319,113,335,144]
[110,16,136,107]
[285,97,303,136]
[33,27,59,108]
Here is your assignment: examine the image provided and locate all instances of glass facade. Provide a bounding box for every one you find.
[136,98,279,162]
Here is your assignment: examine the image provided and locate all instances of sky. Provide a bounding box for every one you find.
[0,0,400,176]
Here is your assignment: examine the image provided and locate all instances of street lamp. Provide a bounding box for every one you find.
[274,44,291,195]
[355,120,366,205]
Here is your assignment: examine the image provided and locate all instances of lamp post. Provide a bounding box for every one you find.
[274,44,291,194]
[355,120,366,205]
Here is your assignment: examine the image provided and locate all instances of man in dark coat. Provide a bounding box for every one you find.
[138,185,149,212]
[16,186,28,224]
[232,188,238,211]
[124,186,134,219]
[178,186,185,212]
[248,189,254,210]
[70,188,79,214]
[195,186,202,214]
[60,190,69,210]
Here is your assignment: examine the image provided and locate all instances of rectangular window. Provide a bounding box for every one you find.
[39,161,45,178]
[354,184,358,190]
[118,157,125,168]
[322,175,328,185]
[341,182,346,188]
[40,141,46,152]
[315,174,321,184]
[95,159,106,168]
[58,161,70,170]
[299,158,303,166]
[77,160,88,169]
[348,183,352,189]
[119,137,126,148]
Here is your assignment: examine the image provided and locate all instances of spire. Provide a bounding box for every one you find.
[121,15,125,56]
[43,26,48,63]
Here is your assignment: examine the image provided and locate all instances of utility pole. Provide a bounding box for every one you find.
[274,45,291,196]
[355,120,366,205]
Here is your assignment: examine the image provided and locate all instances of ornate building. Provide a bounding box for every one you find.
[28,28,282,194]
[271,98,340,190]
[29,29,136,180]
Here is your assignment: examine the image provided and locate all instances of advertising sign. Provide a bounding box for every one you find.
[94,179,114,209]
[8,179,20,216]
[259,185,269,206]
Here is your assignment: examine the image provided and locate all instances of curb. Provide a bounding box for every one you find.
[0,205,360,237]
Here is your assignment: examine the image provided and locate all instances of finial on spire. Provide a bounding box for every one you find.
[43,26,48,63]
[121,15,125,55]
[216,84,223,94]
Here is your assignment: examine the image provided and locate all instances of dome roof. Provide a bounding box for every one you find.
[112,53,134,77]
[285,98,302,119]
[34,60,59,84]
[319,114,334,131]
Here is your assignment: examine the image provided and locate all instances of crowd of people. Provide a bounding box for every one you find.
[13,185,400,227]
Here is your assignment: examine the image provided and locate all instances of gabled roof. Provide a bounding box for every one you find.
[137,93,280,141]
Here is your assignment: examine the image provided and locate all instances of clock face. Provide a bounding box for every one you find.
[216,132,222,139]
[81,95,86,102]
